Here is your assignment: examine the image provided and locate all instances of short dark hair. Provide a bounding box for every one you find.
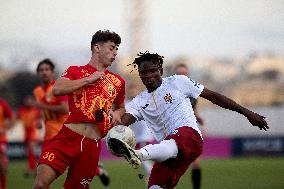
[174,63,188,70]
[36,58,55,72]
[91,30,121,51]
[129,51,164,71]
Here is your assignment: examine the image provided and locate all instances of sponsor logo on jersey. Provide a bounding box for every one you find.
[142,103,149,109]
[169,128,178,135]
[190,79,201,88]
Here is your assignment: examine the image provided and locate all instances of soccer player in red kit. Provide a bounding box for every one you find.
[32,59,69,150]
[0,98,15,189]
[17,95,41,177]
[32,30,125,189]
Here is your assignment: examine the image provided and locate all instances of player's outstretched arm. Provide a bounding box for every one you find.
[53,71,105,96]
[200,88,269,131]
[31,99,68,114]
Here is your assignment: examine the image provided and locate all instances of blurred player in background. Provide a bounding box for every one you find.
[17,95,41,177]
[109,51,268,189]
[127,83,154,181]
[0,98,15,189]
[32,58,69,150]
[33,30,125,189]
[174,63,204,189]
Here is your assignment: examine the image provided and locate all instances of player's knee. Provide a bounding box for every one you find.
[32,180,46,189]
[33,163,57,188]
[149,185,163,189]
[33,177,50,189]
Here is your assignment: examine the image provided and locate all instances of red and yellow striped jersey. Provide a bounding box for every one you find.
[33,81,68,141]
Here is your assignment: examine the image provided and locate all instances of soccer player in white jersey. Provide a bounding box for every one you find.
[109,52,269,189]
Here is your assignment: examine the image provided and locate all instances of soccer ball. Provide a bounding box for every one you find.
[106,125,136,155]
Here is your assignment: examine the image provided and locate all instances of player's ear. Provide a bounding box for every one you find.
[159,67,163,76]
[94,44,100,52]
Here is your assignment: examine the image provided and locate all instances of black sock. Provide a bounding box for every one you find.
[191,168,201,189]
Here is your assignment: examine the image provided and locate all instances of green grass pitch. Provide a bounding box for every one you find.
[7,157,284,189]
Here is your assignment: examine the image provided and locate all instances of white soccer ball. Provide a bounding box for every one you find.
[106,125,136,153]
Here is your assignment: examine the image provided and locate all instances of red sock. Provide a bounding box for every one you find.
[27,147,36,171]
[0,174,6,189]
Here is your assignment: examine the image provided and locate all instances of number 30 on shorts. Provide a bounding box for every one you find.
[42,152,55,161]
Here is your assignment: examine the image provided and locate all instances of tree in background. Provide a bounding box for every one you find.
[0,72,38,109]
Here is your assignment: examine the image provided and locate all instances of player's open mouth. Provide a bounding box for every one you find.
[146,80,154,85]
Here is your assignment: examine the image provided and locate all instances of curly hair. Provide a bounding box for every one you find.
[91,30,121,51]
[128,51,164,72]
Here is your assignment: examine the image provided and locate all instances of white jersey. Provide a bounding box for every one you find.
[129,120,154,143]
[126,75,204,142]
[126,100,154,143]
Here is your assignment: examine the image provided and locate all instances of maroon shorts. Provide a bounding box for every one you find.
[148,126,203,189]
[38,125,101,189]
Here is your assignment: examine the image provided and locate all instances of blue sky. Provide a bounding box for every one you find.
[0,0,283,69]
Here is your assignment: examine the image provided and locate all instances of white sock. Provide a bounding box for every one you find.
[141,160,153,178]
[138,139,178,162]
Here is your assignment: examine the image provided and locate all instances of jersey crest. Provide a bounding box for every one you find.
[107,84,115,97]
[164,93,174,104]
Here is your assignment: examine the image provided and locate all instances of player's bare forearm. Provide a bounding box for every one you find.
[200,88,248,114]
[53,77,90,96]
[112,104,125,117]
[121,113,136,126]
[200,88,269,130]
[53,71,105,96]
[36,102,68,114]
